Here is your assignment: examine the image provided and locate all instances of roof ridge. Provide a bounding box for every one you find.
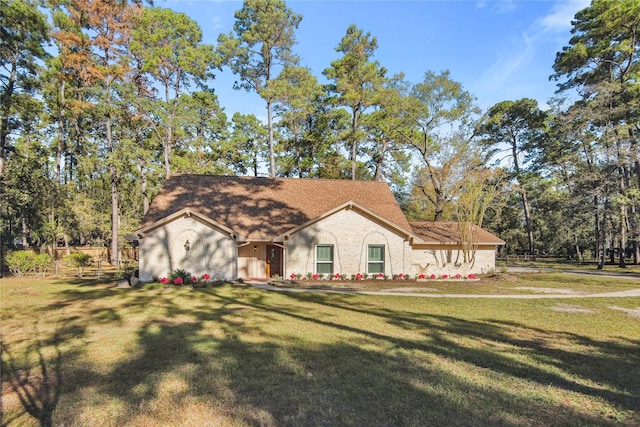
[167,174,388,185]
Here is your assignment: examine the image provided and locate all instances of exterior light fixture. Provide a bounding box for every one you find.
[184,240,190,253]
[253,245,257,252]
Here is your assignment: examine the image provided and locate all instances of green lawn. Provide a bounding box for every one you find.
[2,275,639,426]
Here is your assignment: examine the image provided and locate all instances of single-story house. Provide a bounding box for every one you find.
[132,174,504,282]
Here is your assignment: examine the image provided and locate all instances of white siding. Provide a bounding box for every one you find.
[139,215,235,282]
[285,209,411,277]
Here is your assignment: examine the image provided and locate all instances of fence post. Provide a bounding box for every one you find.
[97,260,102,278]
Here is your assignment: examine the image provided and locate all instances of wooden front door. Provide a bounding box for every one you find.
[266,245,282,278]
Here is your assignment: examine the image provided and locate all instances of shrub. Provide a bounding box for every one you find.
[169,269,192,286]
[33,253,52,277]
[6,251,35,277]
[65,253,93,278]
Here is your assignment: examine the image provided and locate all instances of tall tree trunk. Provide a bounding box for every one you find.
[140,158,149,215]
[106,114,119,265]
[350,107,360,180]
[164,129,171,178]
[511,140,535,260]
[267,98,275,177]
[619,204,627,268]
[56,81,66,187]
[372,139,386,181]
[21,218,29,248]
[520,186,535,260]
[597,216,605,270]
[433,190,445,222]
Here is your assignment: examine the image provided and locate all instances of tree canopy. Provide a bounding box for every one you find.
[3,0,640,271]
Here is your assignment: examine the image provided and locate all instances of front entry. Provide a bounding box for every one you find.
[266,245,283,278]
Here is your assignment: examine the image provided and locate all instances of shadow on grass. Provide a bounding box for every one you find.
[6,283,639,426]
[285,292,640,411]
[1,338,62,427]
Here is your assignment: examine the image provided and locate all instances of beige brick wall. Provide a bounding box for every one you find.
[411,244,497,276]
[138,209,499,282]
[285,209,412,277]
[139,215,235,282]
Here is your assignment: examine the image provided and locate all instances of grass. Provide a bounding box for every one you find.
[1,274,639,426]
[498,256,640,274]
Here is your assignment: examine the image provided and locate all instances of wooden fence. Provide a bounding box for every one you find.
[1,246,138,278]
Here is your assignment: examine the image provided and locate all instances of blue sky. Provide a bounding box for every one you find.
[161,0,590,120]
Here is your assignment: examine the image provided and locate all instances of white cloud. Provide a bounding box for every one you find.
[211,15,223,30]
[475,33,534,96]
[474,1,590,108]
[539,0,590,34]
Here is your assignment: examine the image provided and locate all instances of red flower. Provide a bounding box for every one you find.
[377,272,384,278]
[334,273,341,278]
[290,273,297,279]
[455,274,461,279]
[202,273,210,281]
[173,277,184,285]
[418,273,426,279]
[159,277,169,284]
[312,273,319,280]
[191,276,197,282]
[430,274,436,279]
[441,274,448,279]
[356,273,363,280]
[468,274,477,279]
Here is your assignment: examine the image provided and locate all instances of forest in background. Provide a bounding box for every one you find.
[2,0,639,271]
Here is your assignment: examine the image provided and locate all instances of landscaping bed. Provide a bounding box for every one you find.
[269,271,640,294]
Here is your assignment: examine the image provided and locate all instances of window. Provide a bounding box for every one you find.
[368,245,385,274]
[316,245,334,274]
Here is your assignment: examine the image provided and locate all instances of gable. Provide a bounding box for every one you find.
[276,201,413,241]
[134,208,236,239]
[138,175,412,240]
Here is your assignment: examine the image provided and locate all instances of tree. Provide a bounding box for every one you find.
[363,77,411,187]
[405,134,481,222]
[0,0,49,276]
[130,7,216,178]
[552,0,640,267]
[218,0,302,177]
[229,112,268,176]
[323,24,388,180]
[478,98,547,260]
[0,0,49,178]
[267,65,337,178]
[172,90,231,175]
[455,166,504,265]
[393,71,479,220]
[54,0,140,264]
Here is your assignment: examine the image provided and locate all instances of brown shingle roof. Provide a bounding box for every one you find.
[410,221,504,245]
[138,174,412,240]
